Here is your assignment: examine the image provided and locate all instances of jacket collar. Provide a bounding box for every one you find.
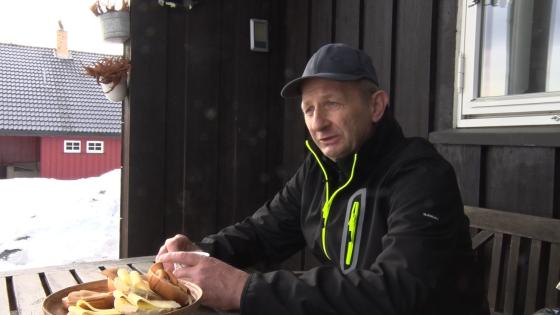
[308,112,405,179]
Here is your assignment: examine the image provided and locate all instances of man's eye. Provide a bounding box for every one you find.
[304,107,314,115]
[325,101,339,108]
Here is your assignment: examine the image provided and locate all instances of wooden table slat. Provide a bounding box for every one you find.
[2,256,230,315]
[12,273,46,315]
[73,266,105,283]
[1,277,11,314]
[103,263,132,271]
[130,261,154,274]
[44,270,79,293]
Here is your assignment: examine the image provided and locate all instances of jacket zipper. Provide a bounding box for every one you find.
[345,200,360,265]
[305,140,358,260]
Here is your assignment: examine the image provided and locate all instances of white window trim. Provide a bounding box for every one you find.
[86,141,105,154]
[63,140,81,153]
[455,0,560,128]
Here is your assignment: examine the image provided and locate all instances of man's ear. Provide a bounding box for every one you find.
[369,90,389,123]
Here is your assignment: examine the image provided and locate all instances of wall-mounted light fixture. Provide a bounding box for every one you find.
[158,0,198,11]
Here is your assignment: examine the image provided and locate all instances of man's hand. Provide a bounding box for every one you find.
[157,252,249,311]
[156,234,201,270]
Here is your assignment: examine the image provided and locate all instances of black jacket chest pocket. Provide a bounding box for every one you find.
[339,187,367,273]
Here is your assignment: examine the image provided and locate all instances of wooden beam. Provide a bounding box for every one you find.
[465,206,560,243]
[123,0,168,258]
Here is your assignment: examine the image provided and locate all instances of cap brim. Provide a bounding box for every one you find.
[280,73,364,98]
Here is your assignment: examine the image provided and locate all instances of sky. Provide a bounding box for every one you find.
[0,169,120,272]
[0,0,123,54]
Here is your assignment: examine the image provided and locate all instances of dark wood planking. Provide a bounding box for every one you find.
[216,0,238,230]
[125,0,168,257]
[44,270,78,293]
[487,233,503,312]
[434,144,481,207]
[0,277,10,314]
[432,0,458,131]
[429,127,560,147]
[484,147,555,218]
[524,239,542,315]
[503,235,520,315]
[282,0,311,270]
[392,0,433,138]
[182,0,222,240]
[310,0,333,52]
[465,206,560,313]
[362,0,393,95]
[545,243,560,307]
[465,207,560,243]
[334,0,360,47]
[264,0,287,201]
[163,8,188,239]
[471,230,493,249]
[229,0,270,222]
[12,273,45,314]
[282,0,309,179]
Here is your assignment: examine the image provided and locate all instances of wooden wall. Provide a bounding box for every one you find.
[282,0,559,221]
[123,0,285,257]
[124,0,560,270]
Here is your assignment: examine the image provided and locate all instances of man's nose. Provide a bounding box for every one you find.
[310,109,329,131]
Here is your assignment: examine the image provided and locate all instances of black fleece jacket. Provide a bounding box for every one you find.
[199,114,489,315]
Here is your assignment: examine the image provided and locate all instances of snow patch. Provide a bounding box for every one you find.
[0,169,120,272]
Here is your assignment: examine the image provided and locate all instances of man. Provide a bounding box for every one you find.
[157,43,489,315]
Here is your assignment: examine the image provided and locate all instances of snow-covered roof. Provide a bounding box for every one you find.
[0,43,122,135]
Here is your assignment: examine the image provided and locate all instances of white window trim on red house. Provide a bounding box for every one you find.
[455,0,560,128]
[63,140,81,153]
[86,141,104,154]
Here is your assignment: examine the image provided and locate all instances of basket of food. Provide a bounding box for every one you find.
[43,262,202,315]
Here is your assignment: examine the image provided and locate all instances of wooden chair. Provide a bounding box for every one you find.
[465,206,560,315]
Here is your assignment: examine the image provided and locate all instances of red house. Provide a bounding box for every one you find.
[0,40,122,179]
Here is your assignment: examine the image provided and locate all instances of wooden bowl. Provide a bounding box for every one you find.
[42,279,203,315]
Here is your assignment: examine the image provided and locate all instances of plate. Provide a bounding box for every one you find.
[42,279,203,315]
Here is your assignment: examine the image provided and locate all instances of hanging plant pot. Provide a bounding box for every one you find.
[99,11,130,43]
[101,79,127,102]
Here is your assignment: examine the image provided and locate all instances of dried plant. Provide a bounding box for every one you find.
[90,0,130,16]
[84,56,130,87]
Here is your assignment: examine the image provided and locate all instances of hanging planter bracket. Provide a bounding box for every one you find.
[158,0,199,11]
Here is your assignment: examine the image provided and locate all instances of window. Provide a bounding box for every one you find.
[63,140,81,153]
[86,141,104,154]
[456,0,560,127]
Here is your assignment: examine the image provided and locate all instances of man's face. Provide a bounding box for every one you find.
[301,79,379,161]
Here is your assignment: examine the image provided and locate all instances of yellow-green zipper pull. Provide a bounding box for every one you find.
[345,200,360,265]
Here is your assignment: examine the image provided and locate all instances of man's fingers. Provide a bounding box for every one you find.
[165,234,192,252]
[172,265,195,280]
[156,244,168,259]
[157,251,205,267]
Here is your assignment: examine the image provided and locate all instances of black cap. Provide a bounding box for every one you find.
[280,43,379,98]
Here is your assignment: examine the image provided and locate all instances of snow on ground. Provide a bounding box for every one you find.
[0,169,120,272]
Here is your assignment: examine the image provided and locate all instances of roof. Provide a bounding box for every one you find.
[0,43,122,135]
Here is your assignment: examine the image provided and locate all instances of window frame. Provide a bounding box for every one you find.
[455,0,560,128]
[63,140,81,153]
[86,141,105,154]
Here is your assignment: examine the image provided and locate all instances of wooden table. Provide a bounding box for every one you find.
[0,256,237,315]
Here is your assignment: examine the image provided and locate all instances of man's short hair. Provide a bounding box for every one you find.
[357,79,379,103]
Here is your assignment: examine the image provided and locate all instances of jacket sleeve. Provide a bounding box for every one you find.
[239,157,480,315]
[198,162,307,268]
